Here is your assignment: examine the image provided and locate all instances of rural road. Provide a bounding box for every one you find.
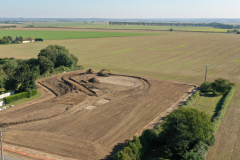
[4,154,24,160]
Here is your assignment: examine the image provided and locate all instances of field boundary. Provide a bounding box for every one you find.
[135,85,197,136]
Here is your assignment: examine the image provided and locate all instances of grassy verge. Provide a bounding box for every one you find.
[1,91,41,108]
[191,92,223,118]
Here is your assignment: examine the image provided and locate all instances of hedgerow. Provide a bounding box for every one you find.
[182,87,235,159]
[185,91,200,107]
[4,89,38,104]
[212,87,235,131]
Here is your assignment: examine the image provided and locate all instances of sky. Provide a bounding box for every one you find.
[1,0,240,18]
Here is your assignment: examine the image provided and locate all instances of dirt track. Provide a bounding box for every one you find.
[0,70,194,160]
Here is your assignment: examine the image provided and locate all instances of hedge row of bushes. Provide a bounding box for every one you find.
[185,91,200,107]
[182,87,235,160]
[114,130,154,160]
[4,89,38,104]
[212,87,235,131]
[35,38,43,42]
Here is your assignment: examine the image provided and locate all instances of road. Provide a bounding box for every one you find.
[3,154,24,160]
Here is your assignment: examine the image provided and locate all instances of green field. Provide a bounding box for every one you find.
[0,30,156,40]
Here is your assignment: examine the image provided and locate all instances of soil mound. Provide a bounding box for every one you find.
[88,78,99,83]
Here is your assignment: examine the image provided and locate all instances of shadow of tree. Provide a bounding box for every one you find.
[211,93,227,121]
[101,140,130,160]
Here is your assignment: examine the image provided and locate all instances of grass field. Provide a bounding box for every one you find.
[191,93,223,118]
[1,29,240,159]
[23,21,228,32]
[0,30,156,40]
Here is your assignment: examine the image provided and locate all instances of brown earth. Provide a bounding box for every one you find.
[2,70,193,160]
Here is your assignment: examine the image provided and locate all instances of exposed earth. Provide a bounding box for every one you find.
[0,70,194,160]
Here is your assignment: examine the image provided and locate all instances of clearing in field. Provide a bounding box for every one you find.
[0,70,193,160]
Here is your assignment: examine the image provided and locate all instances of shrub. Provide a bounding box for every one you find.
[4,89,38,104]
[4,92,29,104]
[26,88,32,98]
[31,89,38,96]
[200,81,212,93]
[185,91,200,107]
[35,38,43,41]
[114,130,154,160]
[212,87,235,131]
[170,28,173,31]
[211,78,235,94]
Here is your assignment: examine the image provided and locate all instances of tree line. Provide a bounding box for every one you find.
[0,26,16,29]
[0,45,79,94]
[0,36,43,44]
[109,22,234,29]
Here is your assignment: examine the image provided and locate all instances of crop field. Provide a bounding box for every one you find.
[1,31,240,84]
[1,29,240,159]
[22,21,228,32]
[0,30,155,40]
[0,71,193,159]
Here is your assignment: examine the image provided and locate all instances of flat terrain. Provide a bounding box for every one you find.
[0,30,155,40]
[1,29,240,159]
[22,21,228,32]
[191,93,223,118]
[0,71,192,160]
[1,31,240,84]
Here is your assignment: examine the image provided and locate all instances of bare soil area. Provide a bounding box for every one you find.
[2,70,193,160]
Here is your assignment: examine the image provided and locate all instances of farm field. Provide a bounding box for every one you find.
[0,70,193,159]
[0,30,155,40]
[22,21,228,32]
[1,29,240,159]
[1,31,240,84]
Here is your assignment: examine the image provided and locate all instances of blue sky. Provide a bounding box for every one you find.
[1,0,240,18]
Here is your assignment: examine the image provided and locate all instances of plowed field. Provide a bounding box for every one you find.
[0,70,194,160]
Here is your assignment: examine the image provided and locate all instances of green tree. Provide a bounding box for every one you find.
[55,52,73,68]
[211,78,235,94]
[38,56,54,74]
[200,81,212,93]
[38,45,75,68]
[160,107,214,156]
[0,69,7,89]
[7,36,13,41]
[4,77,18,91]
[14,63,38,92]
[70,54,78,67]
[3,60,18,76]
[18,36,23,42]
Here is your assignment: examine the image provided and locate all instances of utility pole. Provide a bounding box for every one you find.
[205,64,209,81]
[0,127,10,160]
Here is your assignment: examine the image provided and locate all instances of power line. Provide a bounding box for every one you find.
[0,127,11,160]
